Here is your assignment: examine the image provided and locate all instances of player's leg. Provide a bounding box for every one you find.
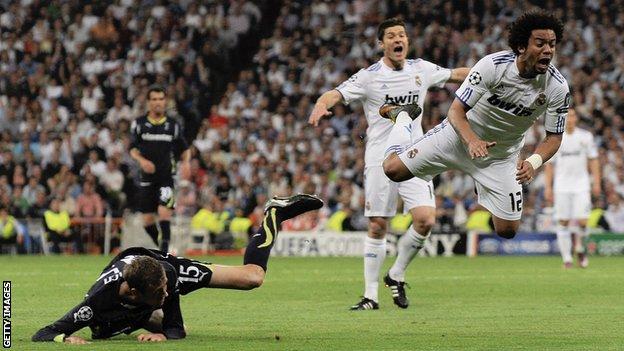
[572,191,592,268]
[209,194,324,290]
[554,192,574,267]
[157,180,175,252]
[139,182,160,246]
[471,156,523,239]
[574,219,589,268]
[385,179,436,309]
[384,120,457,183]
[350,167,394,311]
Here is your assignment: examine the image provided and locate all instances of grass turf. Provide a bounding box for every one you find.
[3,254,623,350]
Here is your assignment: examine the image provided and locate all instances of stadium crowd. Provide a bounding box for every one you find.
[1,0,624,253]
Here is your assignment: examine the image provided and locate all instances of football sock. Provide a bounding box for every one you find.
[159,220,171,252]
[144,224,159,246]
[574,226,587,253]
[384,111,413,158]
[363,237,386,302]
[389,226,428,281]
[556,225,573,263]
[244,208,279,271]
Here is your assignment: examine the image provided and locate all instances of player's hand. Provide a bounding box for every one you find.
[64,336,89,344]
[516,159,536,185]
[140,159,156,174]
[467,139,496,159]
[544,187,554,206]
[308,103,332,126]
[137,333,167,342]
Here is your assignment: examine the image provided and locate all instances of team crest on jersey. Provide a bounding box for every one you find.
[73,306,93,322]
[468,71,482,85]
[535,93,546,106]
[407,148,418,159]
[365,201,371,211]
[415,75,422,86]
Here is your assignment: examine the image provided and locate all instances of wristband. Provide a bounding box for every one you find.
[53,334,66,343]
[526,154,543,170]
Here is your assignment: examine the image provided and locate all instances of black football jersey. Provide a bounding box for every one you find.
[130,116,188,180]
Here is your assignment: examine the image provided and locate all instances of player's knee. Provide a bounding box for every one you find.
[243,265,265,290]
[413,218,434,234]
[383,158,399,182]
[496,228,517,239]
[369,218,387,238]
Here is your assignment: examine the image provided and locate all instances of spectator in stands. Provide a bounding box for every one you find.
[0,204,23,253]
[75,181,104,219]
[43,198,83,254]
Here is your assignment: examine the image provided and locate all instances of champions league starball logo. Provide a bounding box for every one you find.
[407,148,419,159]
[468,71,482,85]
[73,306,94,323]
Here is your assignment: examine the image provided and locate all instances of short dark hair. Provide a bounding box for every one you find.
[123,256,165,294]
[508,11,564,55]
[147,85,166,99]
[377,17,406,41]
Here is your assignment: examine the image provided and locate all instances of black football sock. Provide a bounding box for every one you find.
[243,208,279,271]
[159,220,171,252]
[144,224,159,246]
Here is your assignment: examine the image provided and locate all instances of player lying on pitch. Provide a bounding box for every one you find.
[32,194,323,344]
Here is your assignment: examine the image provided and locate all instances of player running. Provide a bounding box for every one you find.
[130,85,191,253]
[308,17,468,310]
[32,194,323,344]
[382,11,569,241]
[544,108,600,268]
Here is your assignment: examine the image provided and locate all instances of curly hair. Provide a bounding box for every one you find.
[377,17,406,41]
[124,256,166,294]
[508,11,564,55]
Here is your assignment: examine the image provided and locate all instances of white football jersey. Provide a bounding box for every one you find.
[336,58,451,166]
[454,50,570,159]
[551,128,598,192]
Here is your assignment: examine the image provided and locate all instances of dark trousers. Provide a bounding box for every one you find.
[48,230,84,254]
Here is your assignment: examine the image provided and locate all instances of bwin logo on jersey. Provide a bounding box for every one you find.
[486,94,534,116]
[384,93,419,105]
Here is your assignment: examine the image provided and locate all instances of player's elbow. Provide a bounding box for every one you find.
[383,155,411,182]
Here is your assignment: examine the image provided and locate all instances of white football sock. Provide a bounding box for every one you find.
[556,225,573,263]
[389,226,428,281]
[363,237,386,302]
[574,226,588,253]
[384,111,413,158]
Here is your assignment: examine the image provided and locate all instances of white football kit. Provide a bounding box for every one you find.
[551,128,597,220]
[398,51,570,220]
[336,58,451,216]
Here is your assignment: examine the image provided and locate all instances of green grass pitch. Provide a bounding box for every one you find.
[3,254,623,350]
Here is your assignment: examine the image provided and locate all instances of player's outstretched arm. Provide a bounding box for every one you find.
[448,67,470,84]
[308,89,343,126]
[543,163,555,204]
[516,132,562,185]
[32,302,93,343]
[448,98,496,159]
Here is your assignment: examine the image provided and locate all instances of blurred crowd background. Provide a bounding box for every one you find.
[1,0,624,253]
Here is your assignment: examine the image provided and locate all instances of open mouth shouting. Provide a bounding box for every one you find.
[392,44,406,58]
[535,57,551,72]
